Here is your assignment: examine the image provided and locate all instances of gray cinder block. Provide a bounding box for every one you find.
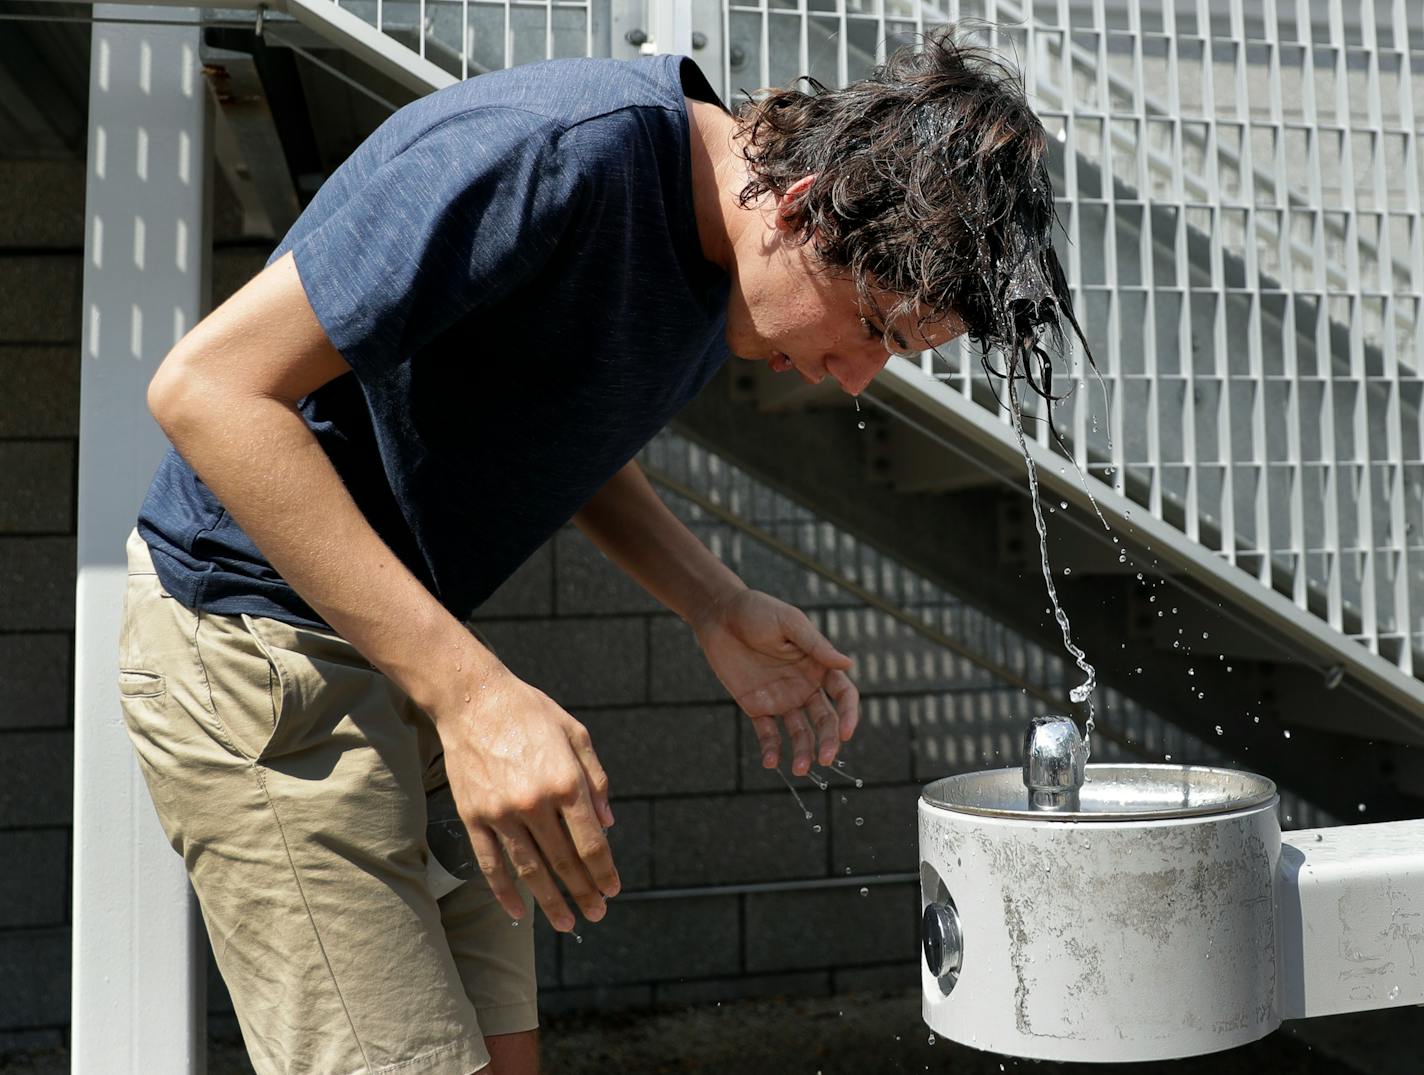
[648,615,725,704]
[0,442,75,532]
[578,705,737,799]
[0,537,75,631]
[0,732,72,829]
[470,542,553,619]
[476,617,647,708]
[744,883,917,973]
[0,346,79,437]
[0,162,85,248]
[0,927,70,1030]
[0,256,80,344]
[652,791,828,886]
[553,529,662,615]
[557,895,739,986]
[0,633,71,729]
[0,831,67,928]
[829,784,920,876]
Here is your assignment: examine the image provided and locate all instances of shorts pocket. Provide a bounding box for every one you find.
[118,668,166,699]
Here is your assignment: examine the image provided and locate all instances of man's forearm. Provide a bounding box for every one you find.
[573,460,746,630]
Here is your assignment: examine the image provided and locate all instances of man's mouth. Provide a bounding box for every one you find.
[770,351,793,373]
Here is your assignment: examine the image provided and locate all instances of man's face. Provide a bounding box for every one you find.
[721,175,965,396]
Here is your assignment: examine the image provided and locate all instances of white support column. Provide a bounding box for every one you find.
[71,8,210,1072]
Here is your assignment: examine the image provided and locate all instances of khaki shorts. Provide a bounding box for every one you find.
[118,529,537,1075]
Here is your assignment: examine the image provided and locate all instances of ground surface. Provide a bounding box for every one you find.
[2,989,1418,1073]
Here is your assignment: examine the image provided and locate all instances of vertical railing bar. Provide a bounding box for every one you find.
[504,0,513,69]
[1162,0,1187,525]
[1360,0,1410,668]
[1264,0,1310,609]
[1394,0,1424,660]
[420,0,427,56]
[1197,3,1234,563]
[1092,0,1119,469]
[1053,0,1085,468]
[1302,0,1344,633]
[836,0,847,88]
[461,0,468,77]
[797,0,808,84]
[1231,0,1271,587]
[1130,0,1158,511]
[760,0,769,90]
[1330,2,1380,651]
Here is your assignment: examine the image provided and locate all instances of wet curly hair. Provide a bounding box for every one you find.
[734,26,1094,427]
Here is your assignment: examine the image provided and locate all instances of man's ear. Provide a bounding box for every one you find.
[773,174,818,233]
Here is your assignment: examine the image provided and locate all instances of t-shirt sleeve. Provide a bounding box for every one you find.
[287,108,579,379]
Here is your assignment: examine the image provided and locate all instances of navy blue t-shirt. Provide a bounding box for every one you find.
[138,54,731,629]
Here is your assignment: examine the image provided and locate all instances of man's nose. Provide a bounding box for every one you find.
[827,353,882,396]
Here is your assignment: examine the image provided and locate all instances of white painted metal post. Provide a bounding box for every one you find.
[71,8,210,1072]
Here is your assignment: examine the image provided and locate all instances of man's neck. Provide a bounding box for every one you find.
[686,97,746,275]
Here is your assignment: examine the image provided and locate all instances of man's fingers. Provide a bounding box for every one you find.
[782,608,853,670]
[468,823,526,921]
[751,714,781,768]
[492,820,578,932]
[559,787,621,901]
[782,708,815,775]
[807,689,842,766]
[567,723,616,829]
[825,668,860,741]
[524,807,608,926]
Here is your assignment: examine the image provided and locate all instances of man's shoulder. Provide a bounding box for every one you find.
[408,55,691,140]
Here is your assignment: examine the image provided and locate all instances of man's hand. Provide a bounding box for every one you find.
[439,664,620,931]
[694,589,860,774]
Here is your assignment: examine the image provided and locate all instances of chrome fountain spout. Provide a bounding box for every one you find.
[1022,714,1087,811]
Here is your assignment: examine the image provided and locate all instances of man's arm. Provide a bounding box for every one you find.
[572,460,746,630]
[573,461,860,773]
[147,251,618,931]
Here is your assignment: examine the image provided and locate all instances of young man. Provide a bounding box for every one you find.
[119,28,1075,1075]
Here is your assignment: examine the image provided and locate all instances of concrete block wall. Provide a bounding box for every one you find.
[0,158,84,1056]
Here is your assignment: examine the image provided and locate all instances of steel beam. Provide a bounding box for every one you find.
[71,8,211,1072]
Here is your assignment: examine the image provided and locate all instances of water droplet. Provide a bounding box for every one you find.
[1188,668,1195,676]
[463,693,471,703]
[1063,567,1072,576]
[804,811,813,820]
[1215,725,1223,735]
[1165,753,1173,760]
[1253,715,1260,723]
[854,779,864,788]
[1118,553,1127,563]
[859,886,869,897]
[572,932,583,944]
[1389,985,1401,1000]
[1149,595,1157,602]
[928,1034,936,1045]
[1202,632,1210,639]
[857,420,866,430]
[1284,730,1292,739]
[1357,803,1366,813]
[845,866,852,874]
[1059,501,1067,510]
[855,817,865,827]
[813,824,822,832]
